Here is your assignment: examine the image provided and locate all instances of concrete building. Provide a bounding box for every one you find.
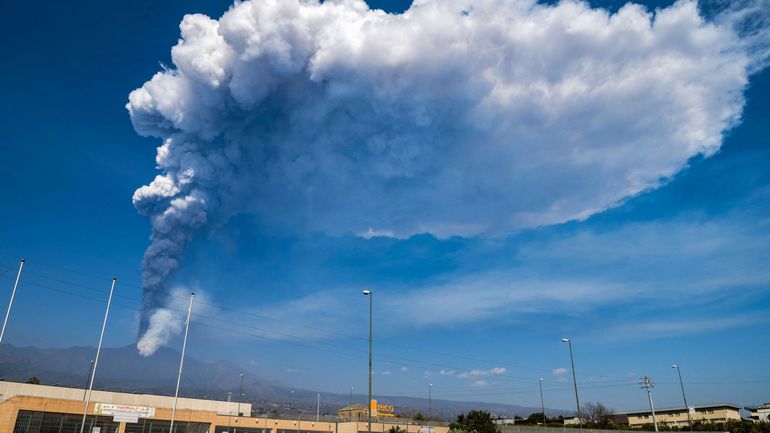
[562,417,585,426]
[746,403,770,422]
[0,382,449,433]
[336,405,367,422]
[613,404,742,428]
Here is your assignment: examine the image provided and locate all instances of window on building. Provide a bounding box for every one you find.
[215,428,270,433]
[123,419,210,433]
[13,410,120,433]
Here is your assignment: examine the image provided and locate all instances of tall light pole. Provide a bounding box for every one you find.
[672,365,693,431]
[170,292,194,433]
[539,378,546,426]
[79,277,116,433]
[83,360,94,401]
[350,386,354,409]
[238,373,245,416]
[0,258,25,345]
[641,376,658,432]
[429,384,433,420]
[362,289,372,433]
[561,338,582,430]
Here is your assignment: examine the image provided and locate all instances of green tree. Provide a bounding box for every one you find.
[526,412,546,425]
[450,411,498,433]
[25,376,40,384]
[388,427,407,433]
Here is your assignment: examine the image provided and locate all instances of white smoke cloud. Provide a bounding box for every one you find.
[136,287,206,357]
[137,308,184,357]
[127,0,769,354]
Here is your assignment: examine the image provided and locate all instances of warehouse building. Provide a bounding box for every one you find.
[0,382,448,433]
[613,403,742,428]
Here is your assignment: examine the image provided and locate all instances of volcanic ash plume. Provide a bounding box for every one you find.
[127,0,769,355]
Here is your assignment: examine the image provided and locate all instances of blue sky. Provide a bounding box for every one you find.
[1,0,769,414]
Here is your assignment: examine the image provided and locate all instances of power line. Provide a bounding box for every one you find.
[0,273,543,379]
[3,258,553,374]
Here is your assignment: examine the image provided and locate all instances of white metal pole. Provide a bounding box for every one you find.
[0,258,25,345]
[79,277,116,433]
[170,292,194,433]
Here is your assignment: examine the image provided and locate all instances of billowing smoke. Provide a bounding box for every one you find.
[136,287,209,356]
[127,0,769,355]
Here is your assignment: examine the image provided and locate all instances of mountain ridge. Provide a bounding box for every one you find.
[0,344,569,420]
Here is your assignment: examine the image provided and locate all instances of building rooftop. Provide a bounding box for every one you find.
[338,404,368,411]
[0,381,249,415]
[616,403,742,415]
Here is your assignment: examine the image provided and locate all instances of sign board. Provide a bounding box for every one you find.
[369,400,395,417]
[113,411,140,423]
[94,403,155,419]
[688,407,695,415]
[420,427,435,433]
[92,428,101,433]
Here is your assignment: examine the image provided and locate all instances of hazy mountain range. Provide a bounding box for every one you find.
[0,344,568,420]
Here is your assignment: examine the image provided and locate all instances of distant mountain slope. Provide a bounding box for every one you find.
[0,344,567,419]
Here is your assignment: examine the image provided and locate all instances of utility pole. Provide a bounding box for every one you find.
[0,258,25,345]
[539,378,546,426]
[641,376,658,432]
[350,386,354,409]
[79,277,116,433]
[170,292,194,433]
[317,393,321,422]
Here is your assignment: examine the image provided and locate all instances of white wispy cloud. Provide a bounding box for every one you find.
[382,215,770,331]
[457,367,507,379]
[599,311,770,341]
[552,368,568,377]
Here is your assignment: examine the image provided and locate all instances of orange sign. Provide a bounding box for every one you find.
[370,400,395,417]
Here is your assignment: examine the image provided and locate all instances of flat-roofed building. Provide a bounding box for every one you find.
[614,404,742,428]
[746,403,770,422]
[0,382,449,433]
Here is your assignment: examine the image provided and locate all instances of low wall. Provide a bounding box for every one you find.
[500,425,630,433]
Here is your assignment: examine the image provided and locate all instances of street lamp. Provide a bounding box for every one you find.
[350,386,354,409]
[539,378,545,426]
[290,389,294,414]
[238,373,244,416]
[429,384,433,420]
[562,338,582,430]
[672,365,693,431]
[362,289,372,433]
